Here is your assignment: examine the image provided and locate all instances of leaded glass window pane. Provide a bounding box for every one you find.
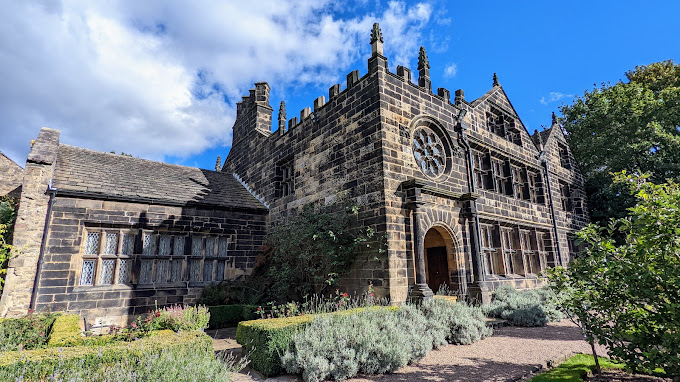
[85,232,100,255]
[156,260,169,283]
[189,260,201,281]
[80,260,95,285]
[203,260,213,282]
[122,233,135,255]
[205,237,216,257]
[98,259,115,285]
[118,259,131,284]
[159,235,171,257]
[171,259,183,281]
[173,236,185,256]
[191,237,203,257]
[217,238,228,257]
[103,233,118,254]
[139,260,153,284]
[143,234,156,256]
[216,261,225,281]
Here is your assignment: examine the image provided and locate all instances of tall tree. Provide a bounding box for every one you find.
[560,60,680,223]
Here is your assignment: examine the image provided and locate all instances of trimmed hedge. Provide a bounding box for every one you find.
[47,313,82,347]
[0,330,212,380]
[0,313,59,351]
[208,304,258,329]
[236,306,398,377]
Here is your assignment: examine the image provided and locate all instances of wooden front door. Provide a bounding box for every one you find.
[426,246,449,292]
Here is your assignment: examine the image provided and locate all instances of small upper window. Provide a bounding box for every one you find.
[276,159,295,197]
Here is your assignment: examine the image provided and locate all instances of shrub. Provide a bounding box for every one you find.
[236,306,398,377]
[208,304,258,328]
[282,301,492,381]
[0,330,213,380]
[151,304,211,332]
[47,314,82,347]
[483,285,564,327]
[0,312,59,351]
[0,343,242,382]
[237,314,316,377]
[420,298,493,345]
[282,309,419,381]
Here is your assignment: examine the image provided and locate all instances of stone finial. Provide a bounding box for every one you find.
[417,46,430,71]
[215,155,222,172]
[370,22,383,44]
[551,112,558,125]
[370,23,384,56]
[454,89,465,104]
[492,73,500,87]
[417,47,431,91]
[534,129,544,146]
[278,101,287,132]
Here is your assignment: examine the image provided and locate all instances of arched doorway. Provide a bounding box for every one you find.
[424,227,452,294]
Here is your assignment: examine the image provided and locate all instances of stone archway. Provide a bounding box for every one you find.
[423,226,460,294]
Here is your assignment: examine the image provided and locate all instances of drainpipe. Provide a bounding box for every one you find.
[29,186,57,310]
[539,154,563,267]
[456,112,485,287]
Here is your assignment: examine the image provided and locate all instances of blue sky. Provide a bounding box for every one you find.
[2,1,679,171]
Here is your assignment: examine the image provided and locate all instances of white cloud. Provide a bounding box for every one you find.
[0,0,433,164]
[539,91,574,105]
[444,63,458,78]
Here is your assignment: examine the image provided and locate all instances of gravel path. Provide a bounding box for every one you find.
[213,320,608,382]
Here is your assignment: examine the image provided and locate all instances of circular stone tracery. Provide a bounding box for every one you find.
[412,126,447,178]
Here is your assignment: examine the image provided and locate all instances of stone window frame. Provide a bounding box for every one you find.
[500,227,525,276]
[559,182,574,212]
[78,228,137,287]
[472,150,493,191]
[479,224,504,276]
[275,158,295,198]
[78,228,233,288]
[526,170,545,204]
[486,106,522,146]
[557,143,571,169]
[510,165,526,200]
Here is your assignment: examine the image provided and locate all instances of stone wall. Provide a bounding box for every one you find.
[33,196,267,327]
[0,128,60,316]
[223,58,389,297]
[0,152,23,197]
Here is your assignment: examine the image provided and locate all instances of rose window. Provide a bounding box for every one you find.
[412,127,447,178]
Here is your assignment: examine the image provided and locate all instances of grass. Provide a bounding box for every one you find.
[530,353,624,382]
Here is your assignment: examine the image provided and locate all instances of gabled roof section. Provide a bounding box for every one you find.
[53,145,267,211]
[532,128,554,149]
[470,84,541,153]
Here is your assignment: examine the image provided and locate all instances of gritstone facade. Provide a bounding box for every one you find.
[0,23,587,326]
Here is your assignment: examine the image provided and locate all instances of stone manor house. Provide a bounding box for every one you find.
[0,24,587,326]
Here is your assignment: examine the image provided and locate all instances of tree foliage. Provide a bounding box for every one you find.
[549,173,680,377]
[560,60,680,223]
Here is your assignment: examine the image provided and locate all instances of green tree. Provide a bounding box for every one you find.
[560,60,680,223]
[549,173,680,378]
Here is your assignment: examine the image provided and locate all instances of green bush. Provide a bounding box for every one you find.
[236,306,398,377]
[483,285,564,327]
[0,330,212,380]
[47,314,82,347]
[420,299,493,345]
[0,312,59,351]
[208,304,258,329]
[281,301,492,381]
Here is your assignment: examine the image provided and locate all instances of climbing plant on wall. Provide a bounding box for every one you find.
[265,200,377,303]
[0,196,18,294]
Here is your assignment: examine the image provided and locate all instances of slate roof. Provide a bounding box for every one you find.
[53,145,266,211]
